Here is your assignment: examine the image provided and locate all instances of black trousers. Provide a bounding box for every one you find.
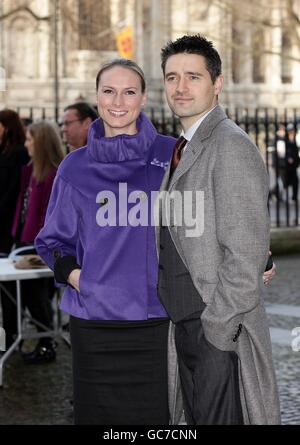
[175,314,244,425]
[69,316,169,425]
[0,278,55,348]
[285,169,299,201]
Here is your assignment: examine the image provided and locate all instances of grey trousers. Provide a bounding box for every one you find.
[175,314,244,425]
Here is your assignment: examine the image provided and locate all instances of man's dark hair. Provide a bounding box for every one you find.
[64,102,98,122]
[161,34,222,83]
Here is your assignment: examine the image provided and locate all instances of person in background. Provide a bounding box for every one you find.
[0,109,28,255]
[3,121,64,363]
[272,123,286,200]
[0,109,29,349]
[61,102,98,151]
[285,123,299,204]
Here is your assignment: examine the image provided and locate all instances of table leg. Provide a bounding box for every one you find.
[0,336,22,387]
[0,280,23,387]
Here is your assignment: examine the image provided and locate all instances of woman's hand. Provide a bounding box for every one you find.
[68,268,81,292]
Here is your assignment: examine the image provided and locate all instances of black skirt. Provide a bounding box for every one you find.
[69,316,170,425]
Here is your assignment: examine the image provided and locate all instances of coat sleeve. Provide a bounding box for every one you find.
[35,174,79,271]
[200,131,270,352]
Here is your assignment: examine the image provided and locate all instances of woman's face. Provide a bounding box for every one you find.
[96,66,146,137]
[25,130,34,157]
[0,122,5,143]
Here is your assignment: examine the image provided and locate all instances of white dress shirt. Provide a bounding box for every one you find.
[181,105,217,151]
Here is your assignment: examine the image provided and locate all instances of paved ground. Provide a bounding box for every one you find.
[0,254,300,425]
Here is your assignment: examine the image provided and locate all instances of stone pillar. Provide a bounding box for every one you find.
[235,22,253,85]
[38,20,50,79]
[149,0,171,80]
[134,0,144,67]
[265,1,281,87]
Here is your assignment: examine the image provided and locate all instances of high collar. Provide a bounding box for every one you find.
[87,112,157,163]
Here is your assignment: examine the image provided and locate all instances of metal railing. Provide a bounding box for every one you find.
[16,106,300,227]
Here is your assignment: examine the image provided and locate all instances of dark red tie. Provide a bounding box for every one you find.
[170,136,187,175]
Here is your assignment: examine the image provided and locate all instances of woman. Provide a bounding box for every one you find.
[36,59,175,424]
[0,110,28,349]
[35,59,275,424]
[9,121,64,363]
[0,109,28,254]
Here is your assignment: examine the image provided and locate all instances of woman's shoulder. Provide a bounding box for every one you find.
[156,133,176,144]
[152,134,176,160]
[21,161,33,177]
[57,146,88,180]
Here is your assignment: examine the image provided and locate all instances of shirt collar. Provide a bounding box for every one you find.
[181,105,218,142]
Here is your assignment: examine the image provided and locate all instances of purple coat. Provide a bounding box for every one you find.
[12,163,57,243]
[35,113,175,321]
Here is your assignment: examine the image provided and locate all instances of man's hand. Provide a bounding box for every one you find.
[263,251,276,285]
[68,268,81,292]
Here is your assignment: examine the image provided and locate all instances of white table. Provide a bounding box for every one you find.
[0,258,67,386]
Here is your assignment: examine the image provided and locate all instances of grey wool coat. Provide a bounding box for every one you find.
[156,105,281,425]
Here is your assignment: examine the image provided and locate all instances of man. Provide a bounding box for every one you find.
[156,35,280,425]
[285,123,299,204]
[62,102,98,151]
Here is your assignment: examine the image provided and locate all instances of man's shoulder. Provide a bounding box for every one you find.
[216,118,256,149]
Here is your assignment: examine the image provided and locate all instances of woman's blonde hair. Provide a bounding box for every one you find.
[96,58,146,93]
[28,120,64,183]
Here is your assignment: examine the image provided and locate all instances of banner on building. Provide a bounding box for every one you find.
[116,26,134,59]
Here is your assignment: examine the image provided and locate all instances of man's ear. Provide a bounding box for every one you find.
[214,74,224,96]
[83,117,93,129]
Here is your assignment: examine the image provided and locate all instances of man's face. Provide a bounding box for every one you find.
[164,53,223,131]
[62,108,90,150]
[288,130,295,141]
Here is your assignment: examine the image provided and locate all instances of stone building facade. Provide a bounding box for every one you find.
[0,0,299,118]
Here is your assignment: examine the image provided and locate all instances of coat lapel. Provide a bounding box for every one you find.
[156,106,228,252]
[169,105,228,191]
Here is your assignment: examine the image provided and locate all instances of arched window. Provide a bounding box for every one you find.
[7,15,38,79]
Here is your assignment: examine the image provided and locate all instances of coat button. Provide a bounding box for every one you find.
[160,244,164,250]
[159,264,164,270]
